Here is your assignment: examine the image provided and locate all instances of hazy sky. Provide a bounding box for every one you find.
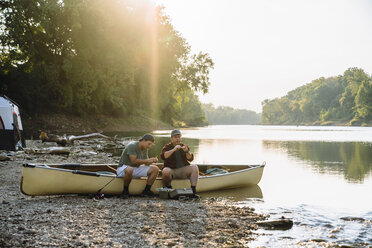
[156,0,372,112]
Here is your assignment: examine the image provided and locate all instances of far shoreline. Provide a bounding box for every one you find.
[21,113,371,139]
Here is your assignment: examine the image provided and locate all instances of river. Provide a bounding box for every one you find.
[118,125,372,247]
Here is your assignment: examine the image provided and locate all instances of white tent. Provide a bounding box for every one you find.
[0,95,26,151]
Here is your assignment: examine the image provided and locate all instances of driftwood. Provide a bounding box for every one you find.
[24,147,70,155]
[39,132,117,146]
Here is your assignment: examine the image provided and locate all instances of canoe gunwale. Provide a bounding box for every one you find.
[199,164,265,179]
[22,163,117,178]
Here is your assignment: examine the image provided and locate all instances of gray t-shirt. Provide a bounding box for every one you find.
[118,141,148,167]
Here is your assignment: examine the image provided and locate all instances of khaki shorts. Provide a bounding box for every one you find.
[168,165,192,179]
[117,165,150,179]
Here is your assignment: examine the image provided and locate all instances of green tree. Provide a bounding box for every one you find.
[261,68,371,125]
[0,0,214,126]
[203,104,260,125]
[355,80,372,122]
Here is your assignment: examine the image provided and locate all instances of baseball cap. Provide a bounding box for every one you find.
[139,133,155,142]
[171,129,181,137]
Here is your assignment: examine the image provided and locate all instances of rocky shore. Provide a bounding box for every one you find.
[0,138,269,247]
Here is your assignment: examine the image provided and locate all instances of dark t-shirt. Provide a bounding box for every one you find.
[174,150,184,168]
[160,142,194,168]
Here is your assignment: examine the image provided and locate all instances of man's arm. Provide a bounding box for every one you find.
[163,145,182,159]
[129,155,158,166]
[185,150,193,161]
[182,145,193,161]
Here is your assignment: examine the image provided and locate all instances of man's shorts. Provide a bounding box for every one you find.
[167,165,193,179]
[117,165,150,178]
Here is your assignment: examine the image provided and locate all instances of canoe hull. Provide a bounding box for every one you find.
[21,164,265,196]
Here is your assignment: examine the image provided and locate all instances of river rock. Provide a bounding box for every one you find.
[256,218,294,230]
[340,216,365,222]
[0,154,10,161]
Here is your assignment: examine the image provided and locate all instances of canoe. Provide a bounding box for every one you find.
[20,162,265,196]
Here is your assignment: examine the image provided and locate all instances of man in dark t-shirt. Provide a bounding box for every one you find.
[160,130,199,198]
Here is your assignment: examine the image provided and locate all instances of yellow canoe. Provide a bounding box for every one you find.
[20,163,265,196]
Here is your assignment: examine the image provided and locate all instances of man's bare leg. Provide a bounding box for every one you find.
[186,164,200,198]
[188,164,199,187]
[162,167,173,187]
[141,165,160,196]
[121,167,133,198]
[123,167,133,187]
[146,165,160,185]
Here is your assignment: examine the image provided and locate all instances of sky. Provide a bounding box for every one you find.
[155,0,372,112]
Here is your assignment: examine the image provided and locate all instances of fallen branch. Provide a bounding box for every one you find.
[39,132,118,146]
[24,147,70,155]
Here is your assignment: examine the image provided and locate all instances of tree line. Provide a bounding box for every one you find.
[261,68,372,126]
[0,0,213,127]
[203,104,261,125]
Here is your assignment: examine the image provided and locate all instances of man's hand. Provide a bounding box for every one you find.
[181,145,189,152]
[148,157,158,164]
[174,145,182,151]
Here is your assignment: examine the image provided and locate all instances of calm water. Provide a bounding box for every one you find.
[118,125,372,247]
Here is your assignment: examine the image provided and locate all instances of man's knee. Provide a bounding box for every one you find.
[162,167,172,178]
[149,165,160,174]
[189,164,199,173]
[125,166,134,176]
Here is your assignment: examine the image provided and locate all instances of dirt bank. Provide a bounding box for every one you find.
[22,113,172,137]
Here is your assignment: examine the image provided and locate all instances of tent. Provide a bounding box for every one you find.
[0,95,26,151]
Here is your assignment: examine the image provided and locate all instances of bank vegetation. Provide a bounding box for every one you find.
[262,68,372,126]
[0,0,213,128]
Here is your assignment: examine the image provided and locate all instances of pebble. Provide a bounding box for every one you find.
[0,154,11,161]
[340,216,366,222]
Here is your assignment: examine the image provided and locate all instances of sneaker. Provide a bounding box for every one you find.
[118,193,129,199]
[141,190,156,197]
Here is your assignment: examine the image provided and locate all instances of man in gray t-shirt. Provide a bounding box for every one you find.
[119,141,149,167]
[117,134,159,198]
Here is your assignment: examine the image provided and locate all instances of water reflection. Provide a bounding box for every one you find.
[263,141,372,182]
[199,185,263,201]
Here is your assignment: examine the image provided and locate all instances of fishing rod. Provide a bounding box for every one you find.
[92,165,118,200]
[92,176,117,200]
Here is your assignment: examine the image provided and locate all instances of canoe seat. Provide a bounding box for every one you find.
[205,168,229,175]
